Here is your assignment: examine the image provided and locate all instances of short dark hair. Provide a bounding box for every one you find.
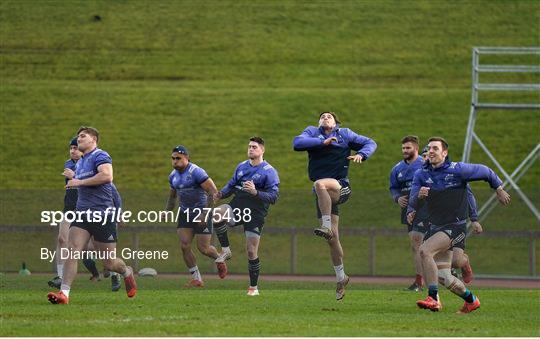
[77,126,100,143]
[319,111,341,124]
[401,135,419,145]
[428,136,449,150]
[249,136,265,146]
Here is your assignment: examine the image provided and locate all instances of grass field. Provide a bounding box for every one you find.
[1,1,539,282]
[1,0,539,190]
[1,274,539,336]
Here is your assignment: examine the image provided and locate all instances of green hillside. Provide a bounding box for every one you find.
[1,1,539,229]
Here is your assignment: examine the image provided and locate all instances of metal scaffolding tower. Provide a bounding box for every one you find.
[462,47,540,222]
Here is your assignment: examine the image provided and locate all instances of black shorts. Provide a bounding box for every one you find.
[63,189,78,212]
[408,220,428,234]
[228,199,265,236]
[315,179,351,218]
[177,209,213,235]
[424,222,466,250]
[71,214,117,243]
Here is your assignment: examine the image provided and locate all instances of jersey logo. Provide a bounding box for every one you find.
[398,172,403,178]
[450,162,458,169]
[426,177,434,184]
[253,227,259,233]
[238,171,244,178]
[444,174,454,181]
[252,174,261,180]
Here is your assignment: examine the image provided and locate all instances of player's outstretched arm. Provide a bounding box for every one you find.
[344,128,377,161]
[467,184,479,222]
[459,162,510,205]
[293,127,325,151]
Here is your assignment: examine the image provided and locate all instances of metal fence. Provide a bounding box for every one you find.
[1,225,538,277]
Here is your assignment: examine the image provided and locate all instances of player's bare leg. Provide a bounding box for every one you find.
[436,250,480,313]
[48,219,70,288]
[178,228,203,287]
[417,232,450,311]
[407,230,424,291]
[326,215,349,300]
[48,226,90,304]
[314,179,341,240]
[94,240,136,297]
[197,233,227,279]
[452,248,473,283]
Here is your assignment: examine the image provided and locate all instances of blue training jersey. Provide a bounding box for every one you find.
[220,160,280,205]
[389,157,428,224]
[169,162,210,210]
[407,158,501,226]
[293,125,377,182]
[389,157,424,202]
[74,148,114,213]
[64,158,78,207]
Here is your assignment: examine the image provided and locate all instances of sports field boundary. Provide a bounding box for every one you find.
[9,272,539,289]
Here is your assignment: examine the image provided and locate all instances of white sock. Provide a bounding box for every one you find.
[189,266,201,281]
[121,266,132,278]
[57,264,64,278]
[321,215,331,229]
[222,247,231,254]
[60,284,70,297]
[334,264,345,282]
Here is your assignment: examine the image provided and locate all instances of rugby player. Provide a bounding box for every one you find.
[212,137,280,296]
[407,137,510,313]
[48,137,81,289]
[421,146,478,284]
[165,145,226,287]
[47,126,137,304]
[389,136,427,291]
[293,112,377,300]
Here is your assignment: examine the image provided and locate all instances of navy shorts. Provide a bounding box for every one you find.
[177,209,213,235]
[63,189,78,212]
[228,200,265,236]
[315,179,351,218]
[424,222,467,250]
[71,214,117,243]
[408,220,428,234]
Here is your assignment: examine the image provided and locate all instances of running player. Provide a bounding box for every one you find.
[47,126,137,304]
[407,137,510,313]
[389,135,427,291]
[212,137,280,296]
[165,145,226,287]
[421,146,478,284]
[293,112,377,300]
[48,137,81,289]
